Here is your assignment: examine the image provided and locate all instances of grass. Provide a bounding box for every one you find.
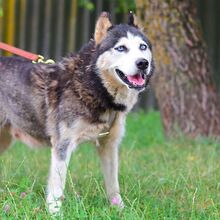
[1,111,220,219]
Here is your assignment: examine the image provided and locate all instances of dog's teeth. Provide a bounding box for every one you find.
[141,73,146,79]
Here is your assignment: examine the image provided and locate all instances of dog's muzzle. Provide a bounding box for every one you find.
[115,68,150,91]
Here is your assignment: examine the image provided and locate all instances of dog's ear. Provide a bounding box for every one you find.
[128,11,144,30]
[94,12,112,45]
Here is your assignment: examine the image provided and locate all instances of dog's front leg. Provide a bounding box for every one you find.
[98,141,124,208]
[97,113,125,208]
[47,139,74,214]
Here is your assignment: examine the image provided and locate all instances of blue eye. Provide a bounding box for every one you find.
[115,45,128,52]
[140,44,147,51]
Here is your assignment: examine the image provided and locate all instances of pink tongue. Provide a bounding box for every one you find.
[127,74,145,86]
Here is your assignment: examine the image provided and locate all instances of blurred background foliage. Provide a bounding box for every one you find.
[0,0,219,111]
[78,0,135,13]
[0,0,2,17]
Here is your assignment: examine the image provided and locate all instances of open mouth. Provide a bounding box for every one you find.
[115,69,146,90]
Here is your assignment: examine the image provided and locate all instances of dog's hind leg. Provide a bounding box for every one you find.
[0,125,12,154]
[47,139,75,214]
[0,108,12,153]
[97,113,125,208]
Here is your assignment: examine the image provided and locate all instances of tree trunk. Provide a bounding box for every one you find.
[136,0,220,137]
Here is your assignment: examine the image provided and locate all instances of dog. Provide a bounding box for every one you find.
[0,12,154,213]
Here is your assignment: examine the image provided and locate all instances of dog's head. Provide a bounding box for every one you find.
[94,12,154,92]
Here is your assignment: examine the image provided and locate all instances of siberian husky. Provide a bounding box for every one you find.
[0,12,154,213]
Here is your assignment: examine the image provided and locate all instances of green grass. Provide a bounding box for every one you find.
[1,111,220,219]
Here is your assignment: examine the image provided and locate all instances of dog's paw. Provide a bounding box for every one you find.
[48,200,61,214]
[47,195,63,215]
[110,194,125,209]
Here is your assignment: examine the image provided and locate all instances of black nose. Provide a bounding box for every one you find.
[136,59,149,70]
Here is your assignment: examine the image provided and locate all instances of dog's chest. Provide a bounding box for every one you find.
[59,111,116,145]
[76,122,108,144]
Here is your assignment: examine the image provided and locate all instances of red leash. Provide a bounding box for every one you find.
[0,42,55,64]
[0,42,39,61]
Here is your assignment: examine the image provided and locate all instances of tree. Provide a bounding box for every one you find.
[136,0,220,138]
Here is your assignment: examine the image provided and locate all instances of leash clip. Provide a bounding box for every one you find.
[32,55,55,64]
